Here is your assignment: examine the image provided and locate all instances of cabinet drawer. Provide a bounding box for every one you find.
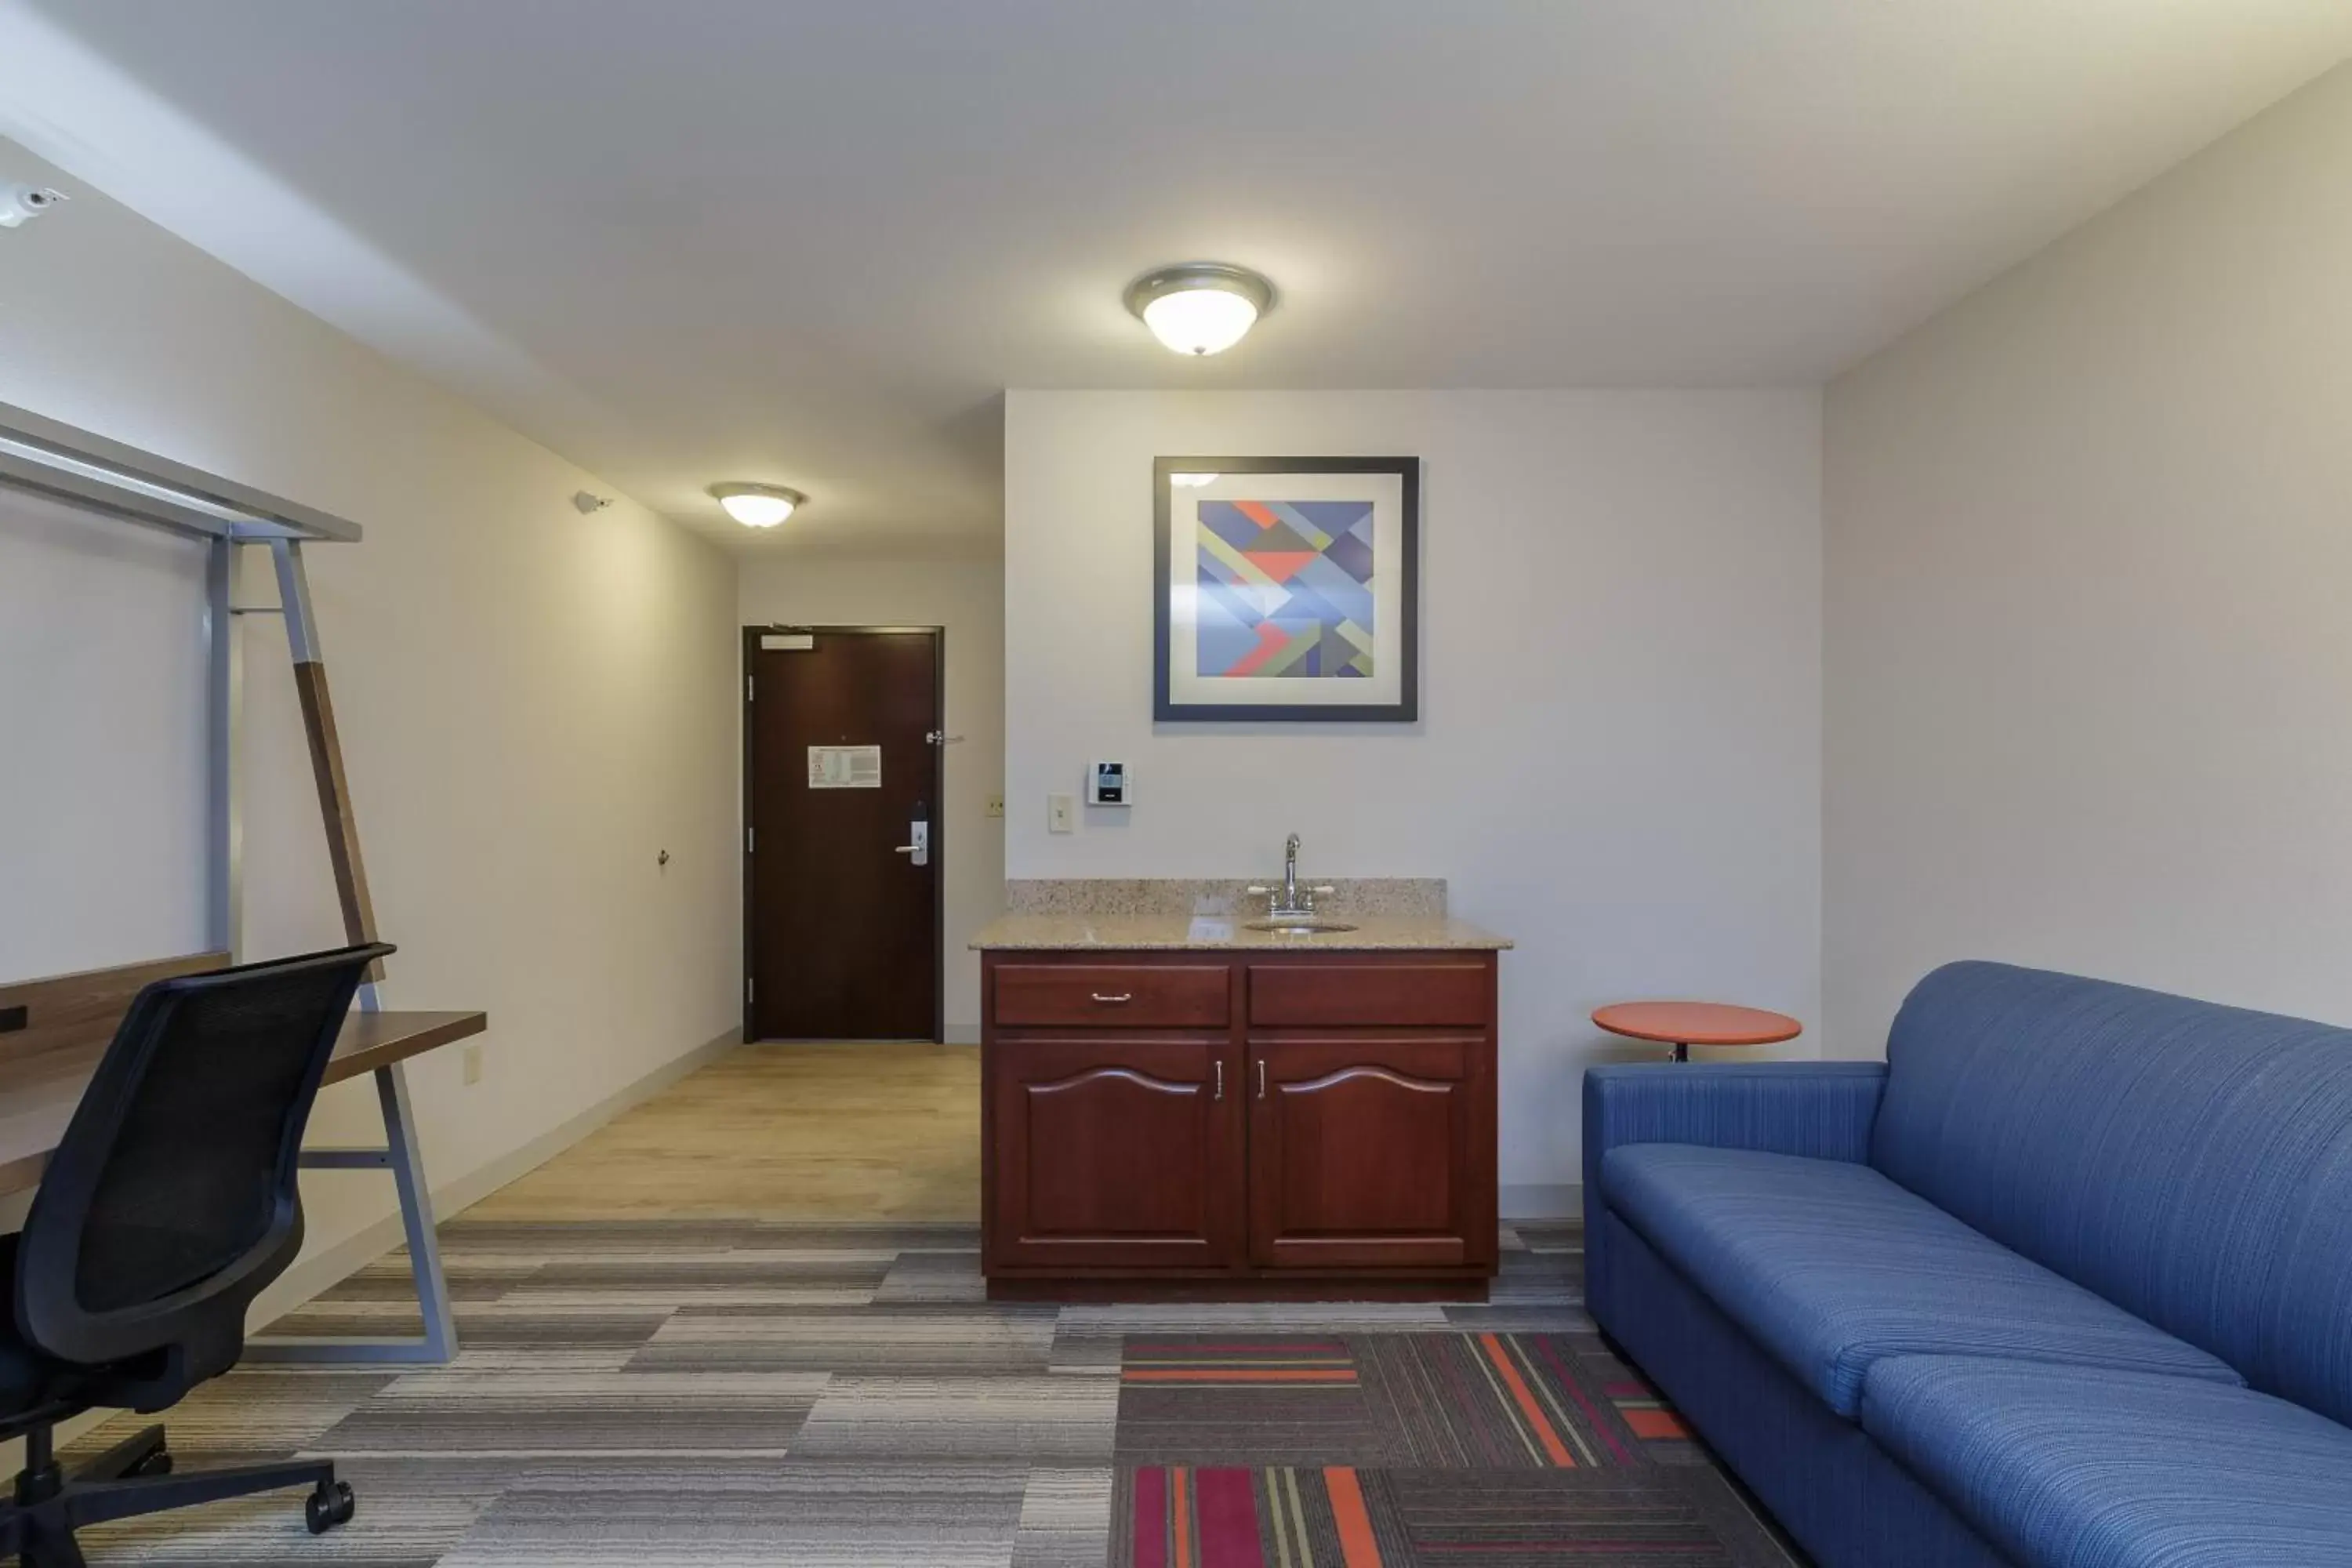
[1248,961,1490,1028]
[994,964,1231,1028]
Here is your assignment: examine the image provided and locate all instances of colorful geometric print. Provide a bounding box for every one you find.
[1196,499,1375,679]
[1125,1464,1785,1567]
[1116,1333,1793,1566]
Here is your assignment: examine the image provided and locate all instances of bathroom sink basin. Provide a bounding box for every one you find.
[1245,919,1358,936]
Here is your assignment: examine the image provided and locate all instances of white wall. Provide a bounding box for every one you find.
[1824,63,2352,1056]
[1,488,209,971]
[1005,390,1823,1207]
[739,554,1006,1041]
[0,139,741,1281]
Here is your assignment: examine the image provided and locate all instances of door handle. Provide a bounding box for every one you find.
[894,819,929,866]
[1257,1059,1268,1099]
[1214,1060,1224,1100]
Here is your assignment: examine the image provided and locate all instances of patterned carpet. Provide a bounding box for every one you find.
[58,1220,1802,1566]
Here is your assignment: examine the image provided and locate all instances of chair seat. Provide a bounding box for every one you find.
[1863,1356,2352,1568]
[0,1236,95,1424]
[1600,1144,2240,1416]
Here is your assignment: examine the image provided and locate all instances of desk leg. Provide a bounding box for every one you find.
[247,1062,459,1365]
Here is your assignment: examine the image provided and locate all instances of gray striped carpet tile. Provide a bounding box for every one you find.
[1511,1220,1588,1254]
[437,1457,1033,1567]
[1047,1327,1127,1377]
[786,1374,1122,1462]
[267,1300,678,1351]
[1014,1465,1117,1567]
[312,1370,832,1457]
[632,1303,1061,1374]
[873,1247,989,1303]
[74,1454,508,1566]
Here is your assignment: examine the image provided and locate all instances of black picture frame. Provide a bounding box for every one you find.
[1152,455,1420,723]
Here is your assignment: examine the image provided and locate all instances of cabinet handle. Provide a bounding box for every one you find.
[1214,1060,1224,1100]
[1090,992,1133,1004]
[1257,1059,1268,1099]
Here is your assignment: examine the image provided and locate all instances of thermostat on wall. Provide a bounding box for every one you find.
[1087,760,1131,807]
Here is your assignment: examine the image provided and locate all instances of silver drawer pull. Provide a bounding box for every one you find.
[1214,1060,1224,1100]
[1091,991,1134,1004]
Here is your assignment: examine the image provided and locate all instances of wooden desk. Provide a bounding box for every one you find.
[0,1007,486,1197]
[0,953,482,1364]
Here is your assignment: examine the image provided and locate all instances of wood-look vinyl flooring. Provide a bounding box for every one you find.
[463,1040,981,1223]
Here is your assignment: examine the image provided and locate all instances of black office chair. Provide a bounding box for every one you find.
[0,942,392,1566]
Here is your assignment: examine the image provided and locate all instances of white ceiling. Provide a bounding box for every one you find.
[4,2,2347,553]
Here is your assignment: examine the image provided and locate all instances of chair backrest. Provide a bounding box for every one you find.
[14,943,391,1370]
[1871,960,2352,1427]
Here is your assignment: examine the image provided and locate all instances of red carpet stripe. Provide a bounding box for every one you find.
[1195,1467,1265,1567]
[1134,1465,1168,1568]
[1532,1334,1631,1465]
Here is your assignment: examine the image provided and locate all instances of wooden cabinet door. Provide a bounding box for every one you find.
[1247,1037,1494,1272]
[987,1037,1242,1272]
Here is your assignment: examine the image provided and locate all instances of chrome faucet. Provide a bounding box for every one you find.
[1250,833,1334,920]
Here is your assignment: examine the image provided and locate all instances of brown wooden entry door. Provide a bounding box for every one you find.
[746,627,942,1040]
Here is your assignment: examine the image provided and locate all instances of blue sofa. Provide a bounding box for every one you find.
[1583,961,2352,1568]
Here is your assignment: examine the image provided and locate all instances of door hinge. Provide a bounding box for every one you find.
[746,826,755,853]
[746,977,755,1004]
[746,674,754,702]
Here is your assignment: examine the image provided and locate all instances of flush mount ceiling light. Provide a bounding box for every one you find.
[709,482,806,528]
[1124,263,1274,356]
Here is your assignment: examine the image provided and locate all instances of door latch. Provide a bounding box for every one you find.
[894,819,930,867]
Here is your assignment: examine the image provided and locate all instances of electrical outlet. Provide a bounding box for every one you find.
[1047,793,1076,834]
[985,793,1005,819]
[462,1043,484,1086]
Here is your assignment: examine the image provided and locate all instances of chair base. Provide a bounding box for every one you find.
[1,1422,353,1566]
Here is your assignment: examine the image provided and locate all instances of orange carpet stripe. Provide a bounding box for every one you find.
[1479,1333,1577,1467]
[1624,1406,1691,1439]
[1325,1465,1381,1567]
[1123,1368,1359,1383]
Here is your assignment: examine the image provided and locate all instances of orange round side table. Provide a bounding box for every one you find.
[1592,1001,1803,1063]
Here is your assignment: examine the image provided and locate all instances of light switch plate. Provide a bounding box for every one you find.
[462,1043,485,1086]
[1047,793,1076,833]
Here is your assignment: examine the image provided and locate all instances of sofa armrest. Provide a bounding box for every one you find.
[1581,1063,1887,1326]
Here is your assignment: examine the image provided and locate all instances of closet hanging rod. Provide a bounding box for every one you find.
[0,401,361,545]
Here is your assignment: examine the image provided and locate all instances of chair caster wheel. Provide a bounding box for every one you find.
[127,1446,172,1477]
[307,1480,356,1534]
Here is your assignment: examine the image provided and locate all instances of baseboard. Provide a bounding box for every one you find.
[244,1022,744,1332]
[1501,1182,1581,1221]
[944,1022,981,1045]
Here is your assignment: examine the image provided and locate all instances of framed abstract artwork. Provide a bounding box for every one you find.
[1153,456,1420,722]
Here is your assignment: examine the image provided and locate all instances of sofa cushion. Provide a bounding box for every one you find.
[1863,1356,2352,1568]
[1872,961,2352,1427]
[1601,1143,2240,1417]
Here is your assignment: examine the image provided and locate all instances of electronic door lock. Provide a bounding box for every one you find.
[894,820,930,866]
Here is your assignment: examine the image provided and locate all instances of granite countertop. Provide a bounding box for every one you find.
[975,877,1512,950]
[971,912,1513,952]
